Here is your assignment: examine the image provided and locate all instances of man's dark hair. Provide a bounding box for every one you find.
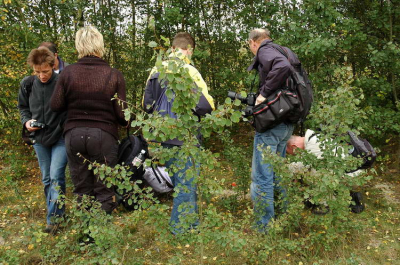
[172,32,195,50]
[38,42,58,55]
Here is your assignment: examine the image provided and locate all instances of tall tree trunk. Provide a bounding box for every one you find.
[131,0,136,50]
[388,0,398,106]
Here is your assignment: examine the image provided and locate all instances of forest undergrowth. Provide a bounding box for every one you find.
[0,123,399,265]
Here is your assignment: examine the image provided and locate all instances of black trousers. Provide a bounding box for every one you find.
[65,127,118,213]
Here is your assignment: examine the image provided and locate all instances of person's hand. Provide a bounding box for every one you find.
[255,94,267,105]
[25,119,42,132]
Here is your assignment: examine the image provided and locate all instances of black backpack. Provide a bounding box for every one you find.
[347,131,376,172]
[117,130,149,180]
[116,129,149,210]
[266,43,314,125]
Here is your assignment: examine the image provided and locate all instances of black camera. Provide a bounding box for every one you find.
[227,91,257,106]
[30,121,46,129]
[227,91,258,117]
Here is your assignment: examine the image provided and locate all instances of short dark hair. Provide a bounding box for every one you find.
[172,32,195,50]
[27,47,55,67]
[38,42,58,54]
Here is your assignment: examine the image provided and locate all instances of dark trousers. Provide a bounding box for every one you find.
[65,127,118,213]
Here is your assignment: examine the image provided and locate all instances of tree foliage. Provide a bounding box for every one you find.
[1,0,399,140]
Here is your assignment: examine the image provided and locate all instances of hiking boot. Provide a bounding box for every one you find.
[43,224,59,235]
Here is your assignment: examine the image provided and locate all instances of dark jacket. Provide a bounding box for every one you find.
[18,73,67,146]
[247,39,292,98]
[50,56,127,140]
[58,56,69,73]
[143,55,214,146]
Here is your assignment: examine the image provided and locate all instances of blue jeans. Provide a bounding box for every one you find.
[250,123,294,232]
[162,144,198,234]
[33,139,68,225]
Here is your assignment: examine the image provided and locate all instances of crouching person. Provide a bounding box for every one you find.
[286,129,368,213]
[18,47,68,234]
[143,32,215,234]
[51,26,127,213]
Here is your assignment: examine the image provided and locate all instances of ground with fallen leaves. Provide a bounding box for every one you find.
[0,130,399,264]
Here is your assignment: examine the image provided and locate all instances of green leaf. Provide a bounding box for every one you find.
[148,41,157,48]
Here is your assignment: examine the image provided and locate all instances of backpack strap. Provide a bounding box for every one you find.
[271,44,290,60]
[23,76,35,97]
[150,164,163,184]
[20,76,36,145]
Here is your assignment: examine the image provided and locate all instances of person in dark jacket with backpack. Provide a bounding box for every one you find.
[18,47,68,234]
[247,28,295,232]
[51,26,127,214]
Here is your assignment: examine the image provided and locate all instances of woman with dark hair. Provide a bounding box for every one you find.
[51,26,127,213]
[18,47,67,234]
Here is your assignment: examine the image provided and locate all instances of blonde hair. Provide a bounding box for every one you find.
[75,26,105,58]
[249,28,271,43]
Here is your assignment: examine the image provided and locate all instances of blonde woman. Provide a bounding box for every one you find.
[51,26,127,213]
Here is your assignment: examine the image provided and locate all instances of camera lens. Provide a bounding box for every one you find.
[227,91,237,99]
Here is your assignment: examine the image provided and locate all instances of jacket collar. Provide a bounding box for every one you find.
[38,70,57,85]
[247,39,273,71]
[58,56,66,71]
[168,51,192,65]
[78,56,109,65]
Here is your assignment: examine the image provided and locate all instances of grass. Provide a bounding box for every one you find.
[0,127,399,265]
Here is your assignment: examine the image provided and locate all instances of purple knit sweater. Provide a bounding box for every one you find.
[51,56,127,139]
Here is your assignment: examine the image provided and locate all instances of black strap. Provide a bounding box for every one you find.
[250,72,258,93]
[150,165,163,184]
[300,123,305,137]
[21,76,36,145]
[150,163,174,188]
[21,126,35,145]
[23,76,35,96]
[307,131,317,142]
[272,45,290,60]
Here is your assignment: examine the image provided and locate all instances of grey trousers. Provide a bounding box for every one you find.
[65,127,118,213]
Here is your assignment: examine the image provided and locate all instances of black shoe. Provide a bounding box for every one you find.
[311,205,330,215]
[79,234,95,245]
[350,192,365,213]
